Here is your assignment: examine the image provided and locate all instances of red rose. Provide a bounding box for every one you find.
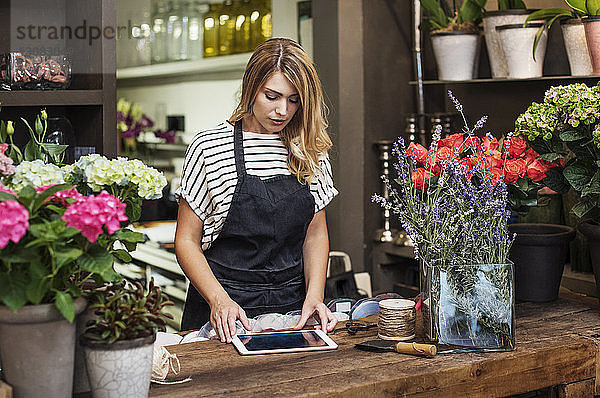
[0,143,7,155]
[463,136,481,149]
[527,159,551,182]
[489,167,504,185]
[504,158,527,184]
[483,135,499,152]
[425,151,441,174]
[523,148,539,166]
[438,133,464,152]
[508,136,527,158]
[483,150,504,170]
[435,146,454,165]
[406,142,428,164]
[460,157,473,172]
[412,168,433,190]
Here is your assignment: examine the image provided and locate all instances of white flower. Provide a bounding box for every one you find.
[125,159,167,199]
[9,160,65,190]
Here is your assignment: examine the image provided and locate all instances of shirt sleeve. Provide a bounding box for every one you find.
[175,136,210,222]
[310,153,338,212]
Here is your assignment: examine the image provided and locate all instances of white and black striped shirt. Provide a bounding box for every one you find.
[177,121,338,250]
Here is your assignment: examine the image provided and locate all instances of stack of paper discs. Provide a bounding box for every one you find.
[377,299,416,341]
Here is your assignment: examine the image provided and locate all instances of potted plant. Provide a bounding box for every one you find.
[0,109,166,397]
[482,0,535,78]
[420,0,487,81]
[565,0,600,74]
[81,279,173,398]
[525,5,592,76]
[373,91,515,351]
[514,82,600,299]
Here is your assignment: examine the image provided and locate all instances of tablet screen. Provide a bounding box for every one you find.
[237,331,328,351]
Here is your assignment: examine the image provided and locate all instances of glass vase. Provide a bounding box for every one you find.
[421,262,515,352]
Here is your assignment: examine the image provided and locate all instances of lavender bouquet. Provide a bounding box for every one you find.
[373,91,515,351]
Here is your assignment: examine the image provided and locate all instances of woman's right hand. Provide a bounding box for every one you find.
[209,292,251,343]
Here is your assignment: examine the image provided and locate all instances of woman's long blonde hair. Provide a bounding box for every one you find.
[230,38,332,184]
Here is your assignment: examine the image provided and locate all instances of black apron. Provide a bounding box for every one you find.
[181,120,316,330]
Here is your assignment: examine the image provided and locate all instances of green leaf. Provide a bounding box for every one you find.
[25,261,50,305]
[572,198,598,218]
[499,0,526,9]
[111,249,133,263]
[33,183,73,210]
[560,129,588,141]
[77,245,114,274]
[528,138,553,155]
[40,143,68,158]
[564,162,594,191]
[0,272,28,311]
[0,120,6,142]
[538,153,562,162]
[115,229,145,243]
[458,0,486,24]
[125,196,142,222]
[567,0,600,14]
[543,167,571,194]
[23,139,43,161]
[54,247,84,269]
[55,291,75,323]
[0,191,18,202]
[582,170,600,196]
[420,0,448,29]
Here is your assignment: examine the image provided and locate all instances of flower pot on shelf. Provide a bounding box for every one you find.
[82,335,156,398]
[582,16,600,75]
[0,297,87,398]
[560,18,593,76]
[578,221,600,300]
[508,223,575,302]
[482,10,533,78]
[421,262,515,352]
[430,31,480,81]
[497,23,548,79]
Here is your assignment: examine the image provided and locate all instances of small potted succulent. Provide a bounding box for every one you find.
[420,0,487,80]
[81,279,174,398]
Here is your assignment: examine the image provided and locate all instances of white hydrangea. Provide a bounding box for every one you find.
[125,159,167,199]
[10,160,65,190]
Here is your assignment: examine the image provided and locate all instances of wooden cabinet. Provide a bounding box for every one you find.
[0,0,116,156]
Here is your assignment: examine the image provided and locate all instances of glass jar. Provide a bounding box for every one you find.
[166,0,183,61]
[203,3,220,57]
[151,0,170,63]
[250,0,271,50]
[0,52,71,90]
[218,0,236,55]
[421,262,515,352]
[46,115,75,164]
[233,0,251,54]
[188,2,210,60]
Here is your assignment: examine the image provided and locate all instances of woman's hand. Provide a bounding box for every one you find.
[209,292,251,343]
[294,296,338,333]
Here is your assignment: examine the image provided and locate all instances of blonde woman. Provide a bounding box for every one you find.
[175,38,338,342]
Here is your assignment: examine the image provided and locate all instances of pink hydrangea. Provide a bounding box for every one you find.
[62,190,128,242]
[0,200,30,249]
[36,185,84,207]
[0,143,8,154]
[0,151,16,176]
[0,184,15,195]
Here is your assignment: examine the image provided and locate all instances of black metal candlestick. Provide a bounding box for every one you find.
[374,140,399,243]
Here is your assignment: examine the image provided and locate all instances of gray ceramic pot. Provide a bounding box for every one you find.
[578,221,600,300]
[0,297,87,398]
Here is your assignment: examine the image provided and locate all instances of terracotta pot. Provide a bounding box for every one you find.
[561,18,593,76]
[0,298,87,398]
[497,23,548,79]
[582,16,600,75]
[483,10,533,78]
[508,223,575,302]
[430,32,480,81]
[82,334,156,398]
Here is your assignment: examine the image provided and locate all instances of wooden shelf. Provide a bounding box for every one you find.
[116,53,251,83]
[0,90,104,106]
[409,75,600,85]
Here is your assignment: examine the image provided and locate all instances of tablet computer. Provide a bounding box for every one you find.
[231,329,338,355]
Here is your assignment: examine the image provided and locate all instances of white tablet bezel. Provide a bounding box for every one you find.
[231,329,338,355]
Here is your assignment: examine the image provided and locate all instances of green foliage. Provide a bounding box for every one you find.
[525,8,578,60]
[566,0,600,15]
[83,279,174,344]
[420,0,487,31]
[498,0,526,9]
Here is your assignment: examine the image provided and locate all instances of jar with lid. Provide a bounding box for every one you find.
[188,2,209,60]
[218,0,236,55]
[151,0,170,63]
[178,1,191,61]
[233,0,251,54]
[203,3,220,57]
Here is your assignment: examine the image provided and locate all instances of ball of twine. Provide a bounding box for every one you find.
[377,299,416,341]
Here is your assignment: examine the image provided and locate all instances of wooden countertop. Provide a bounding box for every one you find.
[150,289,600,397]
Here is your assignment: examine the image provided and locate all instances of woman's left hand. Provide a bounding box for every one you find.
[294,296,338,333]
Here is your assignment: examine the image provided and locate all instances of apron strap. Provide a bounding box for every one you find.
[233,120,246,177]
